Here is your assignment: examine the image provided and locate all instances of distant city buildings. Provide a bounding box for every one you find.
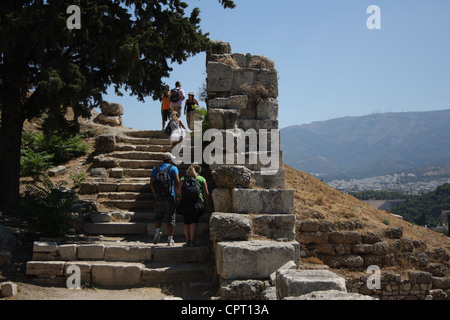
[327,173,450,195]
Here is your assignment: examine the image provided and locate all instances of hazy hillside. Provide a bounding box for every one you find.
[281,109,450,179]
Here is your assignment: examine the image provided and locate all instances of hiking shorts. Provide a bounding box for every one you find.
[162,109,171,122]
[154,195,176,226]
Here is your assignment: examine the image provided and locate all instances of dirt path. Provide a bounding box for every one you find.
[4,282,170,300]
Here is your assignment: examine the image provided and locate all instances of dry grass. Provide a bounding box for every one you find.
[249,56,275,69]
[239,82,276,103]
[217,57,239,69]
[284,164,450,252]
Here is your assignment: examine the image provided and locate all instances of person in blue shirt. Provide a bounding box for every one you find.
[150,153,181,246]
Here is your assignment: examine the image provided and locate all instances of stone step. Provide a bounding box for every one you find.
[117,136,171,146]
[83,222,148,235]
[116,160,190,170]
[26,260,214,288]
[98,192,154,201]
[99,200,155,211]
[124,130,168,139]
[89,211,211,224]
[142,261,215,286]
[31,241,212,263]
[112,151,167,161]
[82,222,210,236]
[79,182,151,194]
[115,144,173,153]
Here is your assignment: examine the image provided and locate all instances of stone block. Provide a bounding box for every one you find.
[408,271,433,284]
[26,261,66,277]
[104,245,152,262]
[298,232,329,244]
[95,134,116,153]
[64,262,92,284]
[324,255,364,268]
[77,244,105,260]
[232,68,257,94]
[97,183,118,193]
[78,182,98,194]
[211,188,232,212]
[208,108,240,129]
[255,69,278,97]
[252,214,296,241]
[232,53,247,67]
[215,240,297,280]
[110,168,124,178]
[92,155,118,168]
[207,62,234,93]
[48,165,67,177]
[352,244,374,254]
[33,241,58,253]
[253,169,286,189]
[0,282,18,298]
[97,114,122,127]
[231,188,294,214]
[209,95,248,110]
[212,166,255,189]
[210,213,252,242]
[286,290,378,300]
[373,241,390,255]
[58,244,78,261]
[101,102,124,116]
[220,280,266,300]
[276,269,347,300]
[91,262,143,287]
[432,277,450,289]
[270,260,297,285]
[329,231,362,244]
[90,168,107,178]
[90,212,112,223]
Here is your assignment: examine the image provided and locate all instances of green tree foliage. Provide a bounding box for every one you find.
[391,184,450,228]
[20,130,88,181]
[22,178,81,238]
[0,0,235,207]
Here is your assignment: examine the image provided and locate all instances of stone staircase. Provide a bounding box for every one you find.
[26,130,216,296]
[77,130,210,237]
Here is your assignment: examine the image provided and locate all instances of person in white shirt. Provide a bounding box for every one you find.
[169,81,185,116]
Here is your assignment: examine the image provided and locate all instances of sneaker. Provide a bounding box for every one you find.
[168,239,176,246]
[153,231,162,245]
[183,241,190,247]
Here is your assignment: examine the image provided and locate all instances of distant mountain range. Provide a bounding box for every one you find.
[280,109,450,179]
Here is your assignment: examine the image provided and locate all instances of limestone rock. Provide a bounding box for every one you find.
[0,282,18,298]
[231,189,294,214]
[95,134,116,153]
[210,212,252,241]
[212,166,255,189]
[48,165,66,177]
[101,102,124,116]
[276,269,347,300]
[220,280,266,300]
[252,214,296,241]
[97,114,122,127]
[215,240,297,280]
[208,108,240,129]
[286,290,378,300]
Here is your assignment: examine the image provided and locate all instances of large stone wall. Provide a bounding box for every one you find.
[206,42,300,300]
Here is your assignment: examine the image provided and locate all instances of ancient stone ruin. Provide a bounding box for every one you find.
[21,42,450,300]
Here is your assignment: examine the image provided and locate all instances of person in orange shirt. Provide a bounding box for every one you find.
[161,86,171,130]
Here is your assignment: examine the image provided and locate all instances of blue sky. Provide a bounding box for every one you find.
[103,0,450,130]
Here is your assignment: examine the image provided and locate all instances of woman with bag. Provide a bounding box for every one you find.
[178,164,209,247]
[166,111,189,148]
